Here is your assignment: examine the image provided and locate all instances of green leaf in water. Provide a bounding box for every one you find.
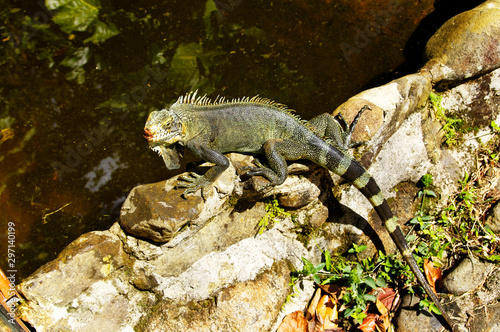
[49,0,100,34]
[84,20,120,44]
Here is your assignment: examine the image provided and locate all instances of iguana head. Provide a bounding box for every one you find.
[144,109,185,144]
[144,109,185,170]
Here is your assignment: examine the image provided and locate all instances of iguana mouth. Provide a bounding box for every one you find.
[143,129,156,142]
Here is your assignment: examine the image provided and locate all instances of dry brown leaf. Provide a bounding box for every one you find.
[375,318,387,332]
[0,267,12,299]
[424,259,442,295]
[376,287,397,312]
[307,288,323,320]
[317,283,342,299]
[375,298,388,317]
[359,313,379,332]
[277,310,308,332]
[315,294,339,330]
[375,299,392,332]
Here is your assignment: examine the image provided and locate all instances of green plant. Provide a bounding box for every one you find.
[408,174,447,262]
[439,165,500,261]
[295,245,405,326]
[257,197,291,234]
[419,298,442,316]
[429,92,464,147]
[410,156,500,267]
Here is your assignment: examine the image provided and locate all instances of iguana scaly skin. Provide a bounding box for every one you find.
[144,91,455,331]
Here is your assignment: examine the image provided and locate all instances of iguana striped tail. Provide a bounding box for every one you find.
[323,145,456,331]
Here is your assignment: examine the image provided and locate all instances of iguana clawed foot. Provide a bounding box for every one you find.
[176,172,212,197]
[241,158,281,192]
[334,105,370,150]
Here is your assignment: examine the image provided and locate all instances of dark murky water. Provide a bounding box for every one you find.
[0,0,482,280]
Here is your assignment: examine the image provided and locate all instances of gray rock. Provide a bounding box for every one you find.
[276,176,321,208]
[145,202,267,279]
[469,303,500,332]
[440,67,500,127]
[120,157,237,243]
[18,231,133,307]
[486,202,500,234]
[136,261,291,332]
[153,228,305,303]
[333,73,432,167]
[394,294,449,332]
[119,179,204,242]
[476,265,500,304]
[442,257,495,296]
[422,0,500,83]
[17,231,150,332]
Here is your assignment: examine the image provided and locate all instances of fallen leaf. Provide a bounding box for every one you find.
[424,259,442,295]
[359,313,379,332]
[0,268,12,300]
[316,294,339,330]
[376,288,397,312]
[277,310,308,332]
[375,298,388,317]
[375,299,392,332]
[307,288,323,320]
[317,283,342,299]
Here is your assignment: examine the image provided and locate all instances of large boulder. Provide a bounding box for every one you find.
[422,0,500,83]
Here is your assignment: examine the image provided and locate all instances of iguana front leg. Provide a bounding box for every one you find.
[309,105,369,150]
[177,141,230,197]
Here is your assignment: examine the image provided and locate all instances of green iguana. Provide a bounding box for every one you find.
[144,91,455,331]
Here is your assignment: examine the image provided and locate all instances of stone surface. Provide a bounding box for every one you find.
[136,261,291,332]
[294,199,329,229]
[422,0,500,83]
[120,158,237,242]
[17,231,148,332]
[18,231,132,307]
[276,176,321,208]
[333,73,432,168]
[486,202,500,234]
[442,258,495,296]
[440,67,500,127]
[469,303,500,332]
[394,294,449,332]
[120,179,204,242]
[154,228,305,302]
[333,98,385,144]
[143,202,267,279]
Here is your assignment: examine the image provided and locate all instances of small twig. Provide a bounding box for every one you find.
[42,202,72,224]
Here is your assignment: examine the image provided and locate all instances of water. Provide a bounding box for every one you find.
[0,0,482,280]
